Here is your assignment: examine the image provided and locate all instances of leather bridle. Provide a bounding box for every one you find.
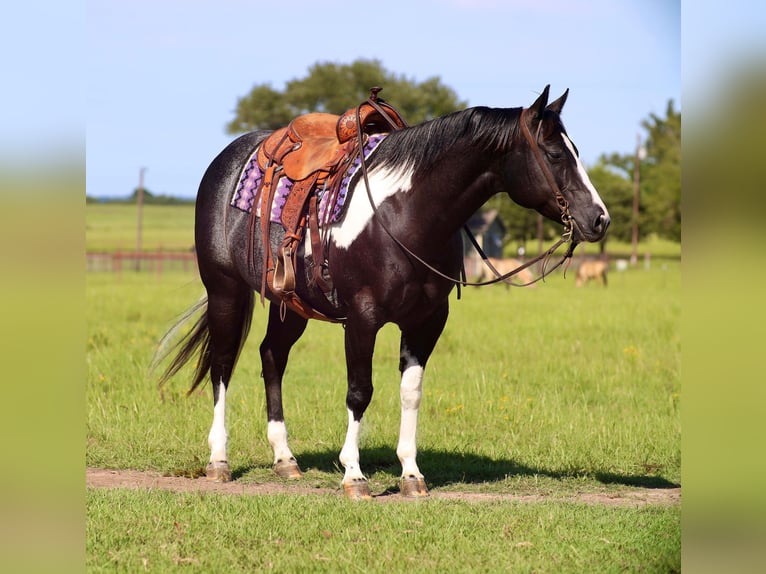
[518,107,575,245]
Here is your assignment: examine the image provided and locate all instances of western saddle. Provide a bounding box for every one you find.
[249,87,407,321]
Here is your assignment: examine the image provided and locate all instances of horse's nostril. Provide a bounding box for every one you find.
[595,213,610,232]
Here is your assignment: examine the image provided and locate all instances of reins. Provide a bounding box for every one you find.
[355,94,577,288]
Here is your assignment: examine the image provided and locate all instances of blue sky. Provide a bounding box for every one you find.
[7,2,766,200]
[77,0,681,199]
[2,0,713,201]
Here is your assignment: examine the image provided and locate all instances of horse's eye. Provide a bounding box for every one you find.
[547,150,563,161]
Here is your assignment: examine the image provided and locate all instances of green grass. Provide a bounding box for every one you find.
[86,204,680,571]
[87,264,680,491]
[86,203,195,252]
[87,489,679,573]
[575,233,681,259]
[86,203,681,260]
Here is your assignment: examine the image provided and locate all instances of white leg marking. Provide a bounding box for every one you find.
[562,133,609,216]
[329,165,413,249]
[339,409,366,483]
[397,350,425,479]
[267,420,296,464]
[208,380,228,463]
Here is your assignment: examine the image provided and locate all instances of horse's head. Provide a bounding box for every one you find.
[509,85,610,244]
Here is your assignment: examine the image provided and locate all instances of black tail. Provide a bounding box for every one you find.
[153,292,256,395]
[152,297,213,395]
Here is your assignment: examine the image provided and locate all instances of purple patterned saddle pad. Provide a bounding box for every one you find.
[231,133,387,225]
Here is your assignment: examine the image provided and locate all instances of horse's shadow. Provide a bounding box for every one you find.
[232,446,679,490]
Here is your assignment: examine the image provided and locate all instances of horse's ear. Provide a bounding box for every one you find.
[547,89,569,115]
[528,85,550,120]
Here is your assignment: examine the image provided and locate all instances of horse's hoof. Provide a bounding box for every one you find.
[273,458,303,479]
[400,476,429,498]
[343,479,373,500]
[206,461,231,482]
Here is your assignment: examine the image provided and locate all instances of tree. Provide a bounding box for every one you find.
[587,163,634,244]
[598,100,681,242]
[226,59,467,133]
[640,100,681,241]
[122,188,192,205]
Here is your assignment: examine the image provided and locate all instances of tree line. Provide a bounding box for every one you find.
[86,189,194,205]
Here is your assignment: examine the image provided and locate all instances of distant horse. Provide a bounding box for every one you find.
[475,257,536,288]
[156,86,609,499]
[576,259,609,287]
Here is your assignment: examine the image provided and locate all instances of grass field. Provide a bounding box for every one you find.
[86,202,680,572]
[86,203,195,252]
[85,202,682,260]
[87,488,679,573]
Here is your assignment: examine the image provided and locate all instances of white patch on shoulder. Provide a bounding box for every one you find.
[329,165,413,249]
[561,133,608,213]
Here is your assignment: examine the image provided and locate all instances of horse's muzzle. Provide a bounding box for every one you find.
[573,207,610,243]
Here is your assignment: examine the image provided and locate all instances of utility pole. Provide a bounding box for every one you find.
[136,167,146,271]
[630,136,645,266]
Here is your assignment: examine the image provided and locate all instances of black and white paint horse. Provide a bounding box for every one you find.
[157,86,609,499]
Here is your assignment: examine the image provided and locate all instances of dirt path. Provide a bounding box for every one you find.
[86,467,680,507]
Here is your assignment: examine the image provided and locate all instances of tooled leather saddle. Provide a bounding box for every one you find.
[249,87,407,321]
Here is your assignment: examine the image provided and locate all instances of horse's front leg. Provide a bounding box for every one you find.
[339,315,379,500]
[397,303,449,497]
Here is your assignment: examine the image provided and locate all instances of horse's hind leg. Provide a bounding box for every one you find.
[260,303,308,479]
[204,280,254,482]
[338,314,379,500]
[397,303,449,497]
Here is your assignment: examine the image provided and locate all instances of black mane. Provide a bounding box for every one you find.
[370,106,523,173]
